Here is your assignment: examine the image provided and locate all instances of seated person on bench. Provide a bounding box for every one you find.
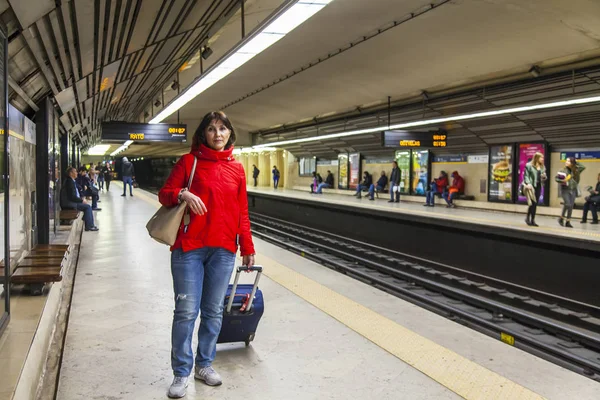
[61,167,99,232]
[315,170,335,194]
[76,167,101,210]
[443,171,465,208]
[424,171,448,207]
[355,171,373,199]
[581,173,600,224]
[368,171,388,201]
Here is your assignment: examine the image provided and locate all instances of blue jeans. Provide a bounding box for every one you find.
[315,183,331,193]
[171,247,236,377]
[368,184,384,199]
[443,191,457,205]
[355,184,368,196]
[123,176,133,195]
[75,203,94,229]
[273,177,279,189]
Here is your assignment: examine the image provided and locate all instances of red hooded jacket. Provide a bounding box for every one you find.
[158,144,255,256]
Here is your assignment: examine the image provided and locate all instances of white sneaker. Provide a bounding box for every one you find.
[167,376,188,398]
[194,365,222,386]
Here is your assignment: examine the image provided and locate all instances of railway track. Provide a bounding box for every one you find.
[250,212,600,381]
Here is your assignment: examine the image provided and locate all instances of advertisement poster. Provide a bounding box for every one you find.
[337,154,349,189]
[560,151,600,161]
[489,144,514,202]
[517,143,546,204]
[349,153,360,190]
[395,151,411,194]
[411,150,429,195]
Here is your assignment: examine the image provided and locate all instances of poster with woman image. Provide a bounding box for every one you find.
[411,150,429,195]
[517,143,546,204]
[488,144,514,202]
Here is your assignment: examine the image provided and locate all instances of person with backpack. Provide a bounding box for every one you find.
[272,166,280,189]
[522,153,546,226]
[252,164,260,187]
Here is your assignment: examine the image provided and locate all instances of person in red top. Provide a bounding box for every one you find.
[424,171,448,207]
[159,111,255,398]
[443,171,465,208]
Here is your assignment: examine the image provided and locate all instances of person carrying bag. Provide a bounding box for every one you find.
[146,157,197,246]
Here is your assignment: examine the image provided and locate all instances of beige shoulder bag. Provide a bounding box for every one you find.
[146,157,197,246]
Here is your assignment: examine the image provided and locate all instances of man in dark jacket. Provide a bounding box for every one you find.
[582,173,600,224]
[121,156,135,196]
[61,167,98,231]
[369,171,388,200]
[355,172,373,199]
[252,164,260,187]
[315,170,335,193]
[389,161,401,203]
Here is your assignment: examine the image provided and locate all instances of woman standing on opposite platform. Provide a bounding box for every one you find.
[556,156,585,228]
[523,152,547,227]
[159,111,255,399]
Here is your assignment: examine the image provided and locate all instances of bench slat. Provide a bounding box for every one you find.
[10,267,62,283]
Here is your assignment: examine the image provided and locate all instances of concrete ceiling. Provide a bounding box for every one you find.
[162,0,600,138]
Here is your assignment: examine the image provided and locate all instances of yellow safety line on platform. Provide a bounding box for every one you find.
[133,185,544,399]
[256,254,545,400]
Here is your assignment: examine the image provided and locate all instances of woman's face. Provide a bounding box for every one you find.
[565,159,572,167]
[205,119,231,151]
[539,155,544,165]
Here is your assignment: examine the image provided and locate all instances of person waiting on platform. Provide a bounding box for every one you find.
[61,167,99,231]
[443,171,465,208]
[424,171,448,207]
[355,171,373,199]
[272,166,280,189]
[76,167,101,211]
[522,152,546,227]
[252,164,260,187]
[315,170,335,193]
[556,156,585,228]
[581,173,600,224]
[95,163,105,191]
[389,161,400,203]
[158,111,255,399]
[102,163,112,191]
[368,171,388,201]
[310,171,323,193]
[121,156,135,197]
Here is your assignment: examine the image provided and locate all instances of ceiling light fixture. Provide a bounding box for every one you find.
[149,0,334,124]
[252,94,600,148]
[87,144,111,156]
[529,65,541,78]
[110,140,134,156]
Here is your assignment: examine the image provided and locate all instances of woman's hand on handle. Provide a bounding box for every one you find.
[242,254,255,271]
[181,191,207,215]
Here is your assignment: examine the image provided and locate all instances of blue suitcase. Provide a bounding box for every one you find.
[217,266,264,347]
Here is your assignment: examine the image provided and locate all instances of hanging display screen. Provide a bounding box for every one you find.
[382,130,447,148]
[488,144,514,202]
[101,122,187,142]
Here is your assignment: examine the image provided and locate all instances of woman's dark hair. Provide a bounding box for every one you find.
[567,156,579,181]
[193,111,236,149]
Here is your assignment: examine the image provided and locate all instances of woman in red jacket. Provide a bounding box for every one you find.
[159,111,255,398]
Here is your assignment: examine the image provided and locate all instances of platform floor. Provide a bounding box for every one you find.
[56,184,600,399]
[247,186,600,244]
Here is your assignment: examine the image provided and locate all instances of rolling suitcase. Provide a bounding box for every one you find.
[217,265,264,347]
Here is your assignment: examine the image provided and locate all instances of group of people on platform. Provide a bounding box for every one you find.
[424,170,465,208]
[251,164,281,189]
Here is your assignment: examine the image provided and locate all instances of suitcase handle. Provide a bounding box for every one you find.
[226,265,262,314]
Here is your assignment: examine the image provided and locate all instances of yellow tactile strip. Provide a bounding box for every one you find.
[257,253,545,400]
[136,185,543,399]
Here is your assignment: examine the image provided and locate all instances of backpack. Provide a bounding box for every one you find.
[274,169,280,177]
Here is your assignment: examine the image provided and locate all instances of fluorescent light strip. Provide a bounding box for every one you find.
[253,94,600,148]
[109,140,135,157]
[86,144,111,156]
[149,1,333,124]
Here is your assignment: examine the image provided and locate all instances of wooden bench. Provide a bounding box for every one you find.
[60,209,81,225]
[1,244,70,295]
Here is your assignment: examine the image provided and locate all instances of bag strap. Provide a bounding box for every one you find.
[187,157,197,190]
